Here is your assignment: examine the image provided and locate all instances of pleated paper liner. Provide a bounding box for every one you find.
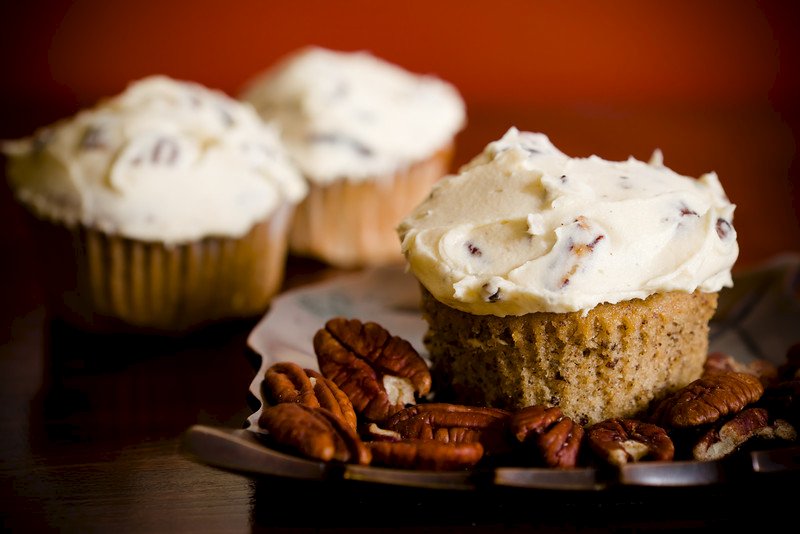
[27,204,294,334]
[289,143,454,268]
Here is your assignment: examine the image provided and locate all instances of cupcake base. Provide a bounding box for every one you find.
[26,205,294,334]
[289,144,454,268]
[421,287,718,425]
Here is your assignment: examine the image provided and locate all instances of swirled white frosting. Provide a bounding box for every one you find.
[240,46,466,183]
[3,75,307,243]
[398,127,739,316]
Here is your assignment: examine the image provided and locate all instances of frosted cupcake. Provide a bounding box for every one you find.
[397,128,739,425]
[241,47,466,268]
[3,76,307,333]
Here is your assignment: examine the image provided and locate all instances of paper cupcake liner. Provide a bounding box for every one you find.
[289,144,455,268]
[28,205,294,333]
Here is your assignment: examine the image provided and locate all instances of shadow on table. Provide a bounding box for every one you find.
[27,314,259,449]
[249,470,798,532]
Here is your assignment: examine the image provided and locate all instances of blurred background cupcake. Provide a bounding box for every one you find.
[240,46,466,268]
[2,75,307,334]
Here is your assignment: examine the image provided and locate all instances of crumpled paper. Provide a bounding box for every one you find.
[246,265,427,429]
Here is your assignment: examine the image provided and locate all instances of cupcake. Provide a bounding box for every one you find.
[240,46,466,268]
[397,128,739,425]
[3,75,307,333]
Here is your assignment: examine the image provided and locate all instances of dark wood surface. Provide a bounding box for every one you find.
[2,104,799,533]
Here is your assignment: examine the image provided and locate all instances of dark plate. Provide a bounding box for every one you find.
[184,254,800,489]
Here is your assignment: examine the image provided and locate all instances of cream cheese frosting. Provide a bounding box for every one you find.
[240,46,466,184]
[398,127,739,316]
[3,75,307,244]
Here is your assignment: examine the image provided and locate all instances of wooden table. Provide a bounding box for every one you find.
[2,104,799,532]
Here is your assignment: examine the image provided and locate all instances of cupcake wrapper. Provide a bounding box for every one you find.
[28,205,294,333]
[289,144,454,268]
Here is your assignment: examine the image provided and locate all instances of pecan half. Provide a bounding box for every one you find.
[383,403,511,455]
[587,418,674,467]
[692,407,797,461]
[262,362,358,430]
[314,317,431,423]
[702,352,778,387]
[368,440,484,471]
[509,405,584,468]
[650,371,764,428]
[258,403,371,464]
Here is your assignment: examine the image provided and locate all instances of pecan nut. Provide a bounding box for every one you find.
[258,403,371,464]
[313,317,431,423]
[368,440,485,471]
[383,403,511,455]
[650,371,764,428]
[262,361,357,430]
[509,405,584,468]
[703,352,778,386]
[587,418,674,467]
[692,407,797,461]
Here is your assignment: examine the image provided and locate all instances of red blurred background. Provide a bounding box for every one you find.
[1,0,798,272]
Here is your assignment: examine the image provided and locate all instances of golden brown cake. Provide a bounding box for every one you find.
[241,47,465,268]
[3,76,307,333]
[421,287,717,425]
[398,128,739,424]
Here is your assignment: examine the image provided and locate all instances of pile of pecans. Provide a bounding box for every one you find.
[257,317,800,471]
